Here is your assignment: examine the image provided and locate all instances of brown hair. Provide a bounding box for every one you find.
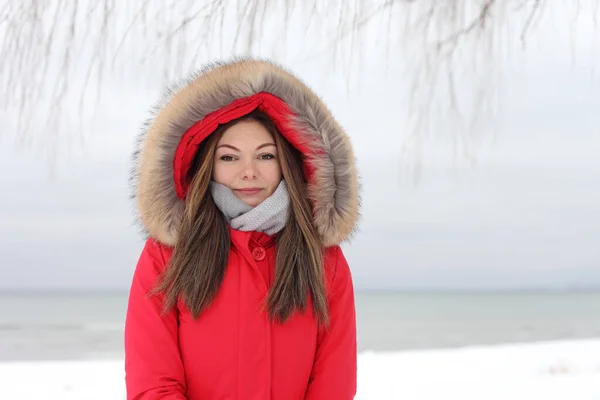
[154,110,329,326]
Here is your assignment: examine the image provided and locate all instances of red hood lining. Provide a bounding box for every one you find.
[174,92,317,199]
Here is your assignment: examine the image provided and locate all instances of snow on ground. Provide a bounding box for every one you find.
[1,339,599,400]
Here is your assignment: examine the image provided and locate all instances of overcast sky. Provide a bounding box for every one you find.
[1,3,599,291]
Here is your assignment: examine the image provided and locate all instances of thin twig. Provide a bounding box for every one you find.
[520,0,543,47]
[436,0,497,50]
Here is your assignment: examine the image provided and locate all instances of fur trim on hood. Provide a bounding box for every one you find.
[131,58,360,247]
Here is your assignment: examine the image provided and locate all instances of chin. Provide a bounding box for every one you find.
[235,194,265,207]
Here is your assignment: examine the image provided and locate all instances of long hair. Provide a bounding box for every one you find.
[154,110,329,326]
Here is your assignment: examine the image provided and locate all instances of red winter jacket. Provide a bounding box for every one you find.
[126,59,361,400]
[125,229,356,399]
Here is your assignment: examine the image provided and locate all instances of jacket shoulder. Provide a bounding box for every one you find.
[323,245,349,291]
[133,237,173,280]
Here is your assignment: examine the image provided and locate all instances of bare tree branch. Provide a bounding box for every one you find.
[0,0,596,168]
[435,0,497,50]
[520,0,544,47]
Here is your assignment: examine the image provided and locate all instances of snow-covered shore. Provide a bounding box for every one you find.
[2,338,599,400]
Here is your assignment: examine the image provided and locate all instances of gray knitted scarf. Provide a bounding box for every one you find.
[209,180,290,235]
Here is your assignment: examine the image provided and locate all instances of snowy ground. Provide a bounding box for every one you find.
[1,339,599,400]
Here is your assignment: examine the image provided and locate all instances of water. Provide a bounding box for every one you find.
[1,291,600,361]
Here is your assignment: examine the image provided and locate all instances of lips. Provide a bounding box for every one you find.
[235,188,262,195]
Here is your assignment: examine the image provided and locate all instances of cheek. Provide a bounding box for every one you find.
[264,163,282,186]
[212,163,232,185]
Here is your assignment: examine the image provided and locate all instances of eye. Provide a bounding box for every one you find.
[259,153,275,160]
[220,155,235,161]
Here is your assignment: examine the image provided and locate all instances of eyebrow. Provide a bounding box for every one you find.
[216,144,240,151]
[216,143,276,151]
[256,143,276,150]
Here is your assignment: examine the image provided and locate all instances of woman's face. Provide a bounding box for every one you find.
[212,120,282,207]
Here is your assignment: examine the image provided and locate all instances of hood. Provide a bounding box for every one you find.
[131,58,360,247]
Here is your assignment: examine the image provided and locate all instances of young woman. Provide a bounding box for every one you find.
[125,59,360,400]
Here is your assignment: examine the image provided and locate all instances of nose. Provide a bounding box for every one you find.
[241,159,258,180]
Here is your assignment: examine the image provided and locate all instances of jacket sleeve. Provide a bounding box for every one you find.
[304,246,357,400]
[124,238,187,400]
